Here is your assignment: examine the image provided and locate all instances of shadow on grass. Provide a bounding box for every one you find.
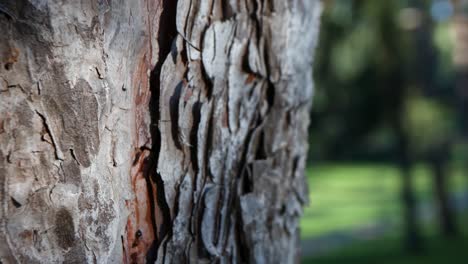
[302,234,468,264]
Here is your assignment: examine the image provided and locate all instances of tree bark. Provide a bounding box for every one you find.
[0,0,322,263]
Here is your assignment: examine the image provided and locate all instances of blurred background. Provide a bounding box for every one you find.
[301,0,468,263]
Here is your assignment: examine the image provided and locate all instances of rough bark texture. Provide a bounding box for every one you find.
[0,0,321,263]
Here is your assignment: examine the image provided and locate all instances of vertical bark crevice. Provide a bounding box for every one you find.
[235,200,250,263]
[190,101,202,173]
[169,81,184,150]
[35,110,63,160]
[145,0,179,260]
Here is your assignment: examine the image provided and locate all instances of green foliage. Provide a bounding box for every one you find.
[310,0,459,162]
[404,94,455,153]
[331,22,377,82]
[433,22,455,85]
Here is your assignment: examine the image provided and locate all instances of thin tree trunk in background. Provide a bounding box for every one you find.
[395,125,424,253]
[452,0,468,204]
[0,0,322,263]
[430,149,458,237]
[377,2,424,251]
[412,0,458,237]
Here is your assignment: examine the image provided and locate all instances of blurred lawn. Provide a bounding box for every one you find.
[300,163,467,239]
[302,227,468,264]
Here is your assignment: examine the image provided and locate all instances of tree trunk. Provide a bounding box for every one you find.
[395,124,424,253]
[0,0,322,263]
[412,0,458,238]
[429,148,458,237]
[452,0,468,204]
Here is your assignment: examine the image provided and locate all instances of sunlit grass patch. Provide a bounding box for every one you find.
[300,163,467,239]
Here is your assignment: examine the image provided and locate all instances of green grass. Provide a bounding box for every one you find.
[300,163,467,239]
[302,213,468,264]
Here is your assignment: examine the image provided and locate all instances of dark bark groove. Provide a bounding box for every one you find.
[146,0,180,261]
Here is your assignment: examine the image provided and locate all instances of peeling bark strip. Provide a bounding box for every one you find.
[0,0,321,263]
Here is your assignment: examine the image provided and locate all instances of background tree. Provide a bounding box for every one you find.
[311,0,464,253]
[409,0,458,237]
[311,0,425,252]
[452,0,468,203]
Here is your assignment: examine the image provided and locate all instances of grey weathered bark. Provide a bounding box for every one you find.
[0,0,321,263]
